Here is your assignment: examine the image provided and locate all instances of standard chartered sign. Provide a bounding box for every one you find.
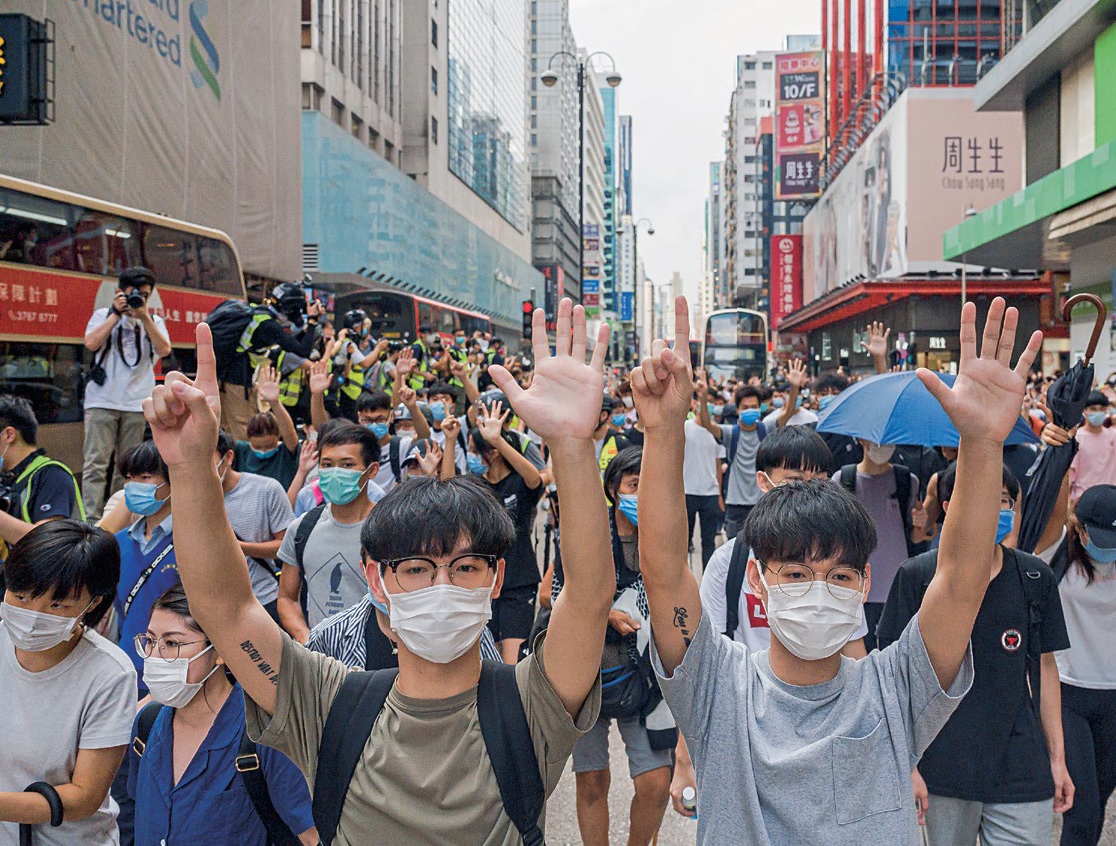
[67,0,219,100]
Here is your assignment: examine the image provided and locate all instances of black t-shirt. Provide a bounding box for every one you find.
[819,431,861,475]
[893,445,947,495]
[8,451,80,523]
[488,471,543,589]
[878,547,1071,802]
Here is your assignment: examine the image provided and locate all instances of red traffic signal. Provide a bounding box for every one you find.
[521,300,534,336]
[522,300,534,314]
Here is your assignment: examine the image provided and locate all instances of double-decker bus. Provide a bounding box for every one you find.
[333,287,492,343]
[0,173,246,469]
[702,308,770,382]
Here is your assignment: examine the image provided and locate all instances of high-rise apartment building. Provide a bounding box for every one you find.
[529,0,581,291]
[582,62,606,298]
[705,162,726,307]
[618,115,633,217]
[598,74,619,314]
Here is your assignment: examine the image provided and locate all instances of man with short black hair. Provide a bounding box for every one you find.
[695,383,768,539]
[83,267,171,519]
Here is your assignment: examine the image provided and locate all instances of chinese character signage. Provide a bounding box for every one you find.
[770,235,802,328]
[0,14,49,124]
[540,264,563,332]
[774,51,824,200]
[620,291,633,322]
[582,224,603,318]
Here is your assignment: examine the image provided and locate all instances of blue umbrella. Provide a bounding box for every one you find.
[817,371,1039,448]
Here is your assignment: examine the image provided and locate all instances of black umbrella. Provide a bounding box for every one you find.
[1018,294,1107,553]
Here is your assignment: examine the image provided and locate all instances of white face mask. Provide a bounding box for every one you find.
[143,645,219,708]
[758,570,865,661]
[866,443,896,465]
[1,599,94,652]
[387,583,494,664]
[622,396,634,408]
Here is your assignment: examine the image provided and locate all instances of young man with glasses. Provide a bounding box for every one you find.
[878,463,1072,845]
[633,296,1042,843]
[143,299,613,843]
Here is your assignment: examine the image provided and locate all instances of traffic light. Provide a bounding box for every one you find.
[521,300,534,337]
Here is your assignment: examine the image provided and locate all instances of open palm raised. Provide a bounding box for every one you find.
[630,295,695,431]
[917,298,1042,444]
[489,298,608,442]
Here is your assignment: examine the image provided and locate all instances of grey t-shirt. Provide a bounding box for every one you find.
[653,611,972,845]
[718,423,765,506]
[278,505,366,628]
[0,628,136,846]
[224,472,295,606]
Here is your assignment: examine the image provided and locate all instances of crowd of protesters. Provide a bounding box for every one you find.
[0,270,1114,846]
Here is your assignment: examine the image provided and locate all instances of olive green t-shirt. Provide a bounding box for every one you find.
[245,633,600,845]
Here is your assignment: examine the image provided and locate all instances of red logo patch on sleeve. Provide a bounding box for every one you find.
[745,593,769,628]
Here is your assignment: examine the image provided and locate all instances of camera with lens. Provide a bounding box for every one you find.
[126,291,147,310]
[0,480,15,516]
[85,365,107,387]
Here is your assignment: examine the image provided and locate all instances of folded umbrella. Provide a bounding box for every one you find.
[817,371,1039,448]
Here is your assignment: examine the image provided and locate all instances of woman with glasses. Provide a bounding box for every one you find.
[0,520,135,846]
[127,583,317,846]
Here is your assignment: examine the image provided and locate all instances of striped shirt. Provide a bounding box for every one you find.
[306,595,503,669]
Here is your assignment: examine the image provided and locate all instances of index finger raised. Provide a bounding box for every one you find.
[194,322,218,395]
[673,296,691,352]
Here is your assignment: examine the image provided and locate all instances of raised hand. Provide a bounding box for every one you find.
[308,359,332,395]
[398,384,418,407]
[488,298,608,443]
[417,442,443,476]
[298,437,319,474]
[449,357,469,381]
[256,362,281,404]
[630,296,694,431]
[478,401,508,444]
[918,298,1042,444]
[143,323,221,467]
[786,357,809,390]
[861,320,891,359]
[396,348,417,378]
[440,415,461,440]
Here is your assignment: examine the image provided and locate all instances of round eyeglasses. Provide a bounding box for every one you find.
[134,634,208,662]
[760,561,865,598]
[381,553,498,593]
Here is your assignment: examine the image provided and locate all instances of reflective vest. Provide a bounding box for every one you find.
[341,361,367,401]
[409,340,431,390]
[274,351,304,408]
[447,346,467,390]
[237,311,273,371]
[597,432,621,475]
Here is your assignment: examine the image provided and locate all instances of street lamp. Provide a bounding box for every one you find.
[541,50,621,303]
[959,204,978,307]
[621,217,654,360]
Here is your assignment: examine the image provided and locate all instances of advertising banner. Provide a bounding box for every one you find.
[583,223,603,318]
[620,291,633,322]
[1,1,301,282]
[774,51,824,200]
[541,263,563,332]
[802,90,1023,301]
[770,235,803,328]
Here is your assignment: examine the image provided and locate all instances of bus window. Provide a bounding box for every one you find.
[416,300,435,334]
[70,211,139,276]
[0,342,85,425]
[438,304,456,335]
[197,236,242,295]
[143,224,201,289]
[0,189,74,269]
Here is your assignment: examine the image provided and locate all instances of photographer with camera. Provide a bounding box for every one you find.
[83,267,171,520]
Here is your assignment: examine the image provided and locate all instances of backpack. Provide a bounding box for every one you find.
[133,702,300,846]
[312,661,545,846]
[205,300,258,382]
[839,463,919,559]
[388,436,402,484]
[723,422,766,488]
[293,503,327,617]
[724,537,750,639]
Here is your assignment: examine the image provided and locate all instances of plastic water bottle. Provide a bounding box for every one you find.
[681,786,698,819]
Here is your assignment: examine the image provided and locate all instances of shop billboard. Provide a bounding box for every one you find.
[1,1,301,282]
[802,90,1023,301]
[770,235,803,328]
[774,51,824,200]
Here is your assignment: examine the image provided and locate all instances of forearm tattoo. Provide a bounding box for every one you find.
[673,606,693,647]
[241,640,279,686]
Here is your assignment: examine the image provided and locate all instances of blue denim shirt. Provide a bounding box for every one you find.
[127,684,314,845]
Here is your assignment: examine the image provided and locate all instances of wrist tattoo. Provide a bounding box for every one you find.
[673,606,693,647]
[240,639,280,686]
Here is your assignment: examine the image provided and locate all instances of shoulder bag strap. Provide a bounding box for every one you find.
[477,661,546,846]
[724,540,748,639]
[236,731,302,846]
[1011,548,1046,716]
[294,503,328,570]
[122,539,175,619]
[131,702,164,758]
[312,669,398,846]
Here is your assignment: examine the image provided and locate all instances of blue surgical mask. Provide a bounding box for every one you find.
[739,409,762,427]
[795,397,804,409]
[318,467,367,505]
[819,394,836,411]
[772,397,785,409]
[1086,412,1108,427]
[617,494,639,526]
[995,508,1015,544]
[124,481,169,517]
[367,586,389,615]
[366,422,390,440]
[760,403,769,414]
[1084,539,1116,564]
[430,402,447,422]
[467,454,487,475]
[612,413,628,427]
[252,446,280,460]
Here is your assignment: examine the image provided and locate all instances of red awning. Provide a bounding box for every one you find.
[777,279,1052,334]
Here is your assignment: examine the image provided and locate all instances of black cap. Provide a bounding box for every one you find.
[1077,484,1116,548]
[402,438,435,466]
[119,266,155,288]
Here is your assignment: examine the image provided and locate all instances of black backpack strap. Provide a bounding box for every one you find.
[477,661,545,846]
[237,731,301,846]
[892,466,917,558]
[1011,548,1047,716]
[294,503,328,570]
[839,463,857,493]
[312,669,398,846]
[132,702,164,758]
[389,437,402,483]
[724,539,748,639]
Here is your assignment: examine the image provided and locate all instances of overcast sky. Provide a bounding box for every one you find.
[568,0,820,303]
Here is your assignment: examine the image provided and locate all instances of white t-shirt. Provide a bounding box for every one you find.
[762,407,819,429]
[683,419,724,497]
[1055,560,1116,689]
[699,537,868,650]
[0,627,136,846]
[83,309,168,412]
[373,435,415,492]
